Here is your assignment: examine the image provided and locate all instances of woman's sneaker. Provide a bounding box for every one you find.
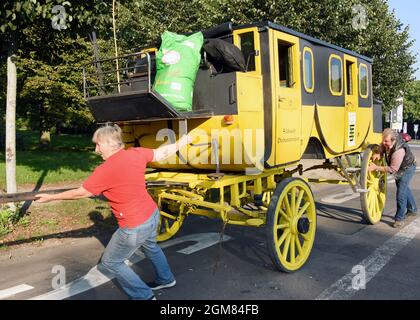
[393,220,404,228]
[147,279,176,290]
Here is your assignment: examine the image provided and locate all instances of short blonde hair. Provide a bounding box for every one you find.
[382,128,397,141]
[92,123,124,149]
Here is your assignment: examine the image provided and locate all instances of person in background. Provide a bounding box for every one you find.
[369,128,417,228]
[36,124,192,300]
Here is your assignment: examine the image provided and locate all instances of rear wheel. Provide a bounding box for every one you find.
[266,177,317,272]
[156,207,185,242]
[152,192,186,242]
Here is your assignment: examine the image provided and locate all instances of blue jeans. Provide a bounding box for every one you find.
[99,208,175,300]
[395,164,418,221]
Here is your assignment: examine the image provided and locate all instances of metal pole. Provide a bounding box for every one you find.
[112,0,121,93]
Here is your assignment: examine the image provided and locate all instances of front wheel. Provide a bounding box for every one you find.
[360,146,387,224]
[266,177,317,272]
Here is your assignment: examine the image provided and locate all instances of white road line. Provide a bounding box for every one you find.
[0,284,34,300]
[29,232,231,300]
[316,217,420,300]
[320,191,359,204]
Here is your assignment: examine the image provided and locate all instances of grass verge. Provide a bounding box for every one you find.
[0,198,117,250]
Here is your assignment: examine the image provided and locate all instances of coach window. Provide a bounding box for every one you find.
[278,40,294,88]
[359,64,369,98]
[329,55,343,96]
[238,32,256,72]
[303,47,314,93]
[346,61,354,95]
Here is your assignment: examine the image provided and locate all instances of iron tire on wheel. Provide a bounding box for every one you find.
[266,177,317,272]
[360,145,387,225]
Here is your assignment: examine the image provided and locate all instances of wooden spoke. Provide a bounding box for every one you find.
[277,229,290,247]
[290,234,296,264]
[295,235,303,256]
[282,233,292,261]
[296,201,311,219]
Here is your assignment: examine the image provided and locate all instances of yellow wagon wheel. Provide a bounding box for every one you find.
[360,146,387,224]
[156,199,186,242]
[266,177,317,272]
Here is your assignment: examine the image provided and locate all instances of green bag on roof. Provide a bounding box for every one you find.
[153,31,204,112]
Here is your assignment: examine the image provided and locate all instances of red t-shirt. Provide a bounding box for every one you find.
[83,147,158,228]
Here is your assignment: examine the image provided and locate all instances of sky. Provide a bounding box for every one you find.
[387,0,420,80]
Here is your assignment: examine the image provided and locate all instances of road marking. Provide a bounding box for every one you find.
[0,284,34,300]
[320,191,359,204]
[316,217,420,300]
[173,233,229,255]
[29,232,231,300]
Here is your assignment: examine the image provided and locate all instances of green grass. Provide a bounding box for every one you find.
[0,150,102,186]
[17,130,95,152]
[0,130,102,186]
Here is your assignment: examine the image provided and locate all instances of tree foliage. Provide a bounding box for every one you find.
[404,80,420,121]
[200,0,417,112]
[114,0,217,52]
[1,0,418,130]
[0,0,114,134]
[17,32,94,132]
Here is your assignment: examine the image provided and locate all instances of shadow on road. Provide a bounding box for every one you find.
[316,201,396,227]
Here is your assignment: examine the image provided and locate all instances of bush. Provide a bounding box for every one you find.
[0,205,23,238]
[0,207,13,237]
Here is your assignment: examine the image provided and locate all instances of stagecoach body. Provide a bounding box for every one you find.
[83,22,387,272]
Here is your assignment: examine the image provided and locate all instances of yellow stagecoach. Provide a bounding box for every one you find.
[83,21,386,272]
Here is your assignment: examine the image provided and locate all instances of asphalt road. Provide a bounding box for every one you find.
[0,144,419,301]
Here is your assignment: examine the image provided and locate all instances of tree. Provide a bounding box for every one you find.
[0,0,112,194]
[115,0,217,53]
[16,24,95,142]
[404,80,420,121]
[204,0,417,112]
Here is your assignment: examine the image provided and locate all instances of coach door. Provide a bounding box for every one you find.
[344,54,358,150]
[273,31,302,165]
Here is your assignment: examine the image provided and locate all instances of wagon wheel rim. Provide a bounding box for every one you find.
[156,210,183,242]
[154,193,186,242]
[272,180,316,271]
[361,147,387,224]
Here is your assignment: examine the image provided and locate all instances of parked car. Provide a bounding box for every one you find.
[401,132,412,142]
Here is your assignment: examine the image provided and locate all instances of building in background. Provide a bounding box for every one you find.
[389,95,404,132]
